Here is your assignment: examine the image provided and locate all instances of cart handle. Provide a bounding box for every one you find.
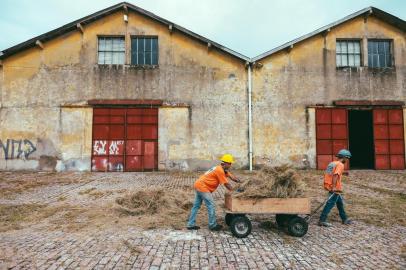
[305,192,341,222]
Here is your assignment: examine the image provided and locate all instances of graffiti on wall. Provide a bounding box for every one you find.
[0,139,37,160]
[92,140,125,171]
[92,140,124,155]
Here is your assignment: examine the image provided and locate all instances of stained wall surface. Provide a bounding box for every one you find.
[252,16,406,168]
[0,10,248,171]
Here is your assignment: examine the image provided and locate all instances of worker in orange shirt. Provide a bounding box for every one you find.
[187,154,240,231]
[319,149,353,227]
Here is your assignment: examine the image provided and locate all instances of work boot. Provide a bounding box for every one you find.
[209,224,223,231]
[318,221,333,227]
[187,225,200,230]
[342,219,354,225]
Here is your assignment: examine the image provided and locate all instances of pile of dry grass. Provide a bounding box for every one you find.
[234,165,306,199]
[115,187,197,229]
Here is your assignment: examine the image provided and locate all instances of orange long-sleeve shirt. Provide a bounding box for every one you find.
[194,165,232,193]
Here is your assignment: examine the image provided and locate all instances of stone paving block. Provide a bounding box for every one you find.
[0,171,405,269]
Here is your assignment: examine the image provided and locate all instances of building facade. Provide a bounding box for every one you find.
[0,3,405,171]
[251,8,406,170]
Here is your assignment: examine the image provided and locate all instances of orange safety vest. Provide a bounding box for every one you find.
[323,161,344,192]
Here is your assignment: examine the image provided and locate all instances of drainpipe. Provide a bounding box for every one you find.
[247,63,253,171]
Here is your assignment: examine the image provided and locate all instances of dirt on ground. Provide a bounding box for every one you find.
[301,170,406,227]
[0,204,60,232]
[0,170,405,232]
[0,172,92,198]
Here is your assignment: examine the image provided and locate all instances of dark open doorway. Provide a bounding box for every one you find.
[348,110,375,169]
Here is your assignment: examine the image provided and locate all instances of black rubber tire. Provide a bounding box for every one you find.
[287,216,308,237]
[225,213,234,226]
[275,214,296,227]
[230,215,252,238]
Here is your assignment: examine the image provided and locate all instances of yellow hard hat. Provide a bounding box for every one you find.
[220,154,235,164]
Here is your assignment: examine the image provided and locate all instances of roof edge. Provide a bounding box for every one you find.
[0,2,249,62]
[252,6,406,62]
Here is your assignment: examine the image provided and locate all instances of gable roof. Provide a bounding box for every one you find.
[0,5,405,63]
[252,6,406,62]
[0,2,249,62]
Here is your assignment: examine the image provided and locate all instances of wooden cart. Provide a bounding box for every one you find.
[224,193,311,238]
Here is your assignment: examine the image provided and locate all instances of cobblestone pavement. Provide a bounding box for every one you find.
[0,170,405,269]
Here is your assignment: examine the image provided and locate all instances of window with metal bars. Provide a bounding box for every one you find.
[368,40,393,68]
[336,40,361,67]
[131,37,158,66]
[98,37,125,65]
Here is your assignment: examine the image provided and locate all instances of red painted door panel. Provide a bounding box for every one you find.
[316,109,331,123]
[94,116,109,124]
[373,110,388,124]
[126,140,142,155]
[144,142,156,155]
[317,155,333,170]
[391,155,405,170]
[110,126,125,139]
[127,116,143,124]
[374,140,389,155]
[94,108,110,115]
[108,156,124,171]
[127,125,143,139]
[374,125,389,139]
[110,116,125,124]
[126,156,142,171]
[142,126,158,139]
[317,125,331,139]
[92,107,158,171]
[92,156,108,171]
[143,155,156,169]
[389,125,403,139]
[93,125,109,139]
[373,109,405,170]
[388,110,403,124]
[375,155,390,169]
[332,140,348,154]
[316,108,348,170]
[390,140,404,155]
[317,140,332,154]
[332,109,347,124]
[331,125,347,139]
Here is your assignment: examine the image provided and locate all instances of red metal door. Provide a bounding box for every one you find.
[92,107,158,172]
[373,109,405,169]
[125,108,158,171]
[316,108,349,170]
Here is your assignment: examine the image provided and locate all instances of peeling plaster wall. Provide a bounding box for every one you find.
[252,16,406,168]
[0,11,248,171]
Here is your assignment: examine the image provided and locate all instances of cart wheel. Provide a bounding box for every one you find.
[287,216,308,237]
[230,215,252,238]
[225,213,234,226]
[275,214,296,227]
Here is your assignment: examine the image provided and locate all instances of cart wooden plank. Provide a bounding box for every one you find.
[225,193,311,214]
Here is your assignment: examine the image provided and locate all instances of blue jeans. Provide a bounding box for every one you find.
[187,190,217,228]
[319,192,348,222]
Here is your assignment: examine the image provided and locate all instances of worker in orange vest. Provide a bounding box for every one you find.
[187,154,240,231]
[319,149,353,227]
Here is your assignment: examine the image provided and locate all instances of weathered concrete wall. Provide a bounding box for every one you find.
[252,15,406,168]
[0,10,248,171]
